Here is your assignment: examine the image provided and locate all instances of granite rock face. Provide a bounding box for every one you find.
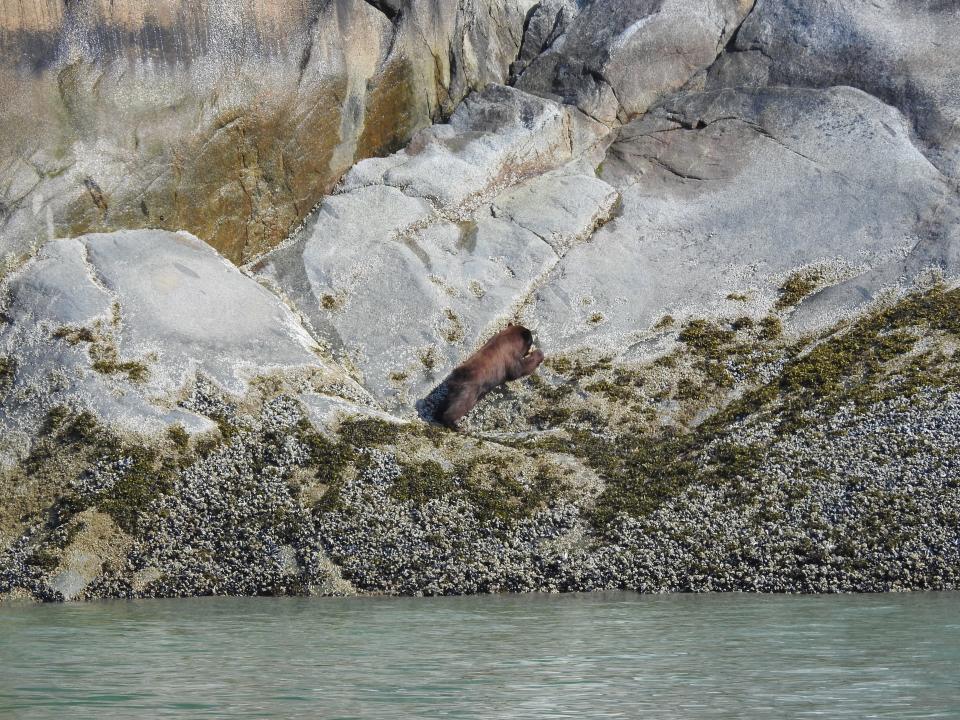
[255,84,617,406]
[0,229,369,466]
[706,0,960,180]
[526,84,959,353]
[258,77,959,403]
[514,0,756,123]
[0,0,536,267]
[3,0,960,602]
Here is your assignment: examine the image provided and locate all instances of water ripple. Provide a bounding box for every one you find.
[1,592,959,719]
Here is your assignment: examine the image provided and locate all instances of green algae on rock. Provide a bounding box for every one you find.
[516,286,960,532]
[775,269,826,311]
[3,286,960,601]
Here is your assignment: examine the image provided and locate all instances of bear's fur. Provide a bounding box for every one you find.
[437,324,544,429]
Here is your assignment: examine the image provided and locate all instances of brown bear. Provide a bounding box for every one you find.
[437,324,544,430]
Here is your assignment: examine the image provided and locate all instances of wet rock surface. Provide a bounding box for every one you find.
[2,0,960,601]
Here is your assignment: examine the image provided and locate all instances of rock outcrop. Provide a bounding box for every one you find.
[255,84,616,405]
[528,84,958,351]
[0,0,537,267]
[0,229,370,466]
[514,0,756,123]
[2,0,960,602]
[707,0,960,180]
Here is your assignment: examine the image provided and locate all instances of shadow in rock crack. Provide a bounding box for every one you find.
[415,381,451,425]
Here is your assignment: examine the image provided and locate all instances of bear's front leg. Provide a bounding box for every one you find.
[509,349,544,380]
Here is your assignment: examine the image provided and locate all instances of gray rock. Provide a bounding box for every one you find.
[48,570,87,602]
[515,0,755,123]
[338,84,608,209]
[512,0,583,78]
[792,205,960,334]
[523,86,957,353]
[708,0,960,179]
[0,229,367,465]
[0,0,537,266]
[256,84,617,406]
[5,0,960,602]
[491,169,620,255]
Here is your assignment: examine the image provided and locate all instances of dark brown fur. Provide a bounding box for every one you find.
[438,324,544,429]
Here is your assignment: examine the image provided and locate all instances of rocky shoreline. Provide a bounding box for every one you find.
[3,285,958,601]
[2,0,960,602]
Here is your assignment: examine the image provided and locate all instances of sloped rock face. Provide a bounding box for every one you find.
[256,84,616,405]
[514,0,756,123]
[707,0,960,180]
[0,229,369,465]
[0,0,536,267]
[527,85,958,352]
[3,0,960,602]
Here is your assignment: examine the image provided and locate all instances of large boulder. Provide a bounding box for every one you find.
[0,229,368,466]
[0,0,536,267]
[514,0,755,124]
[707,0,960,179]
[523,85,959,352]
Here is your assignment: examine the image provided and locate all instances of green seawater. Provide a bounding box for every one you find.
[1,591,958,719]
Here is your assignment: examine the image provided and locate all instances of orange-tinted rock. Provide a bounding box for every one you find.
[0,0,535,265]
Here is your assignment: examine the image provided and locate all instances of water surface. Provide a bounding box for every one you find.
[2,591,959,718]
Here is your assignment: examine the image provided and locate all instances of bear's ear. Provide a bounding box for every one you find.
[507,322,515,327]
